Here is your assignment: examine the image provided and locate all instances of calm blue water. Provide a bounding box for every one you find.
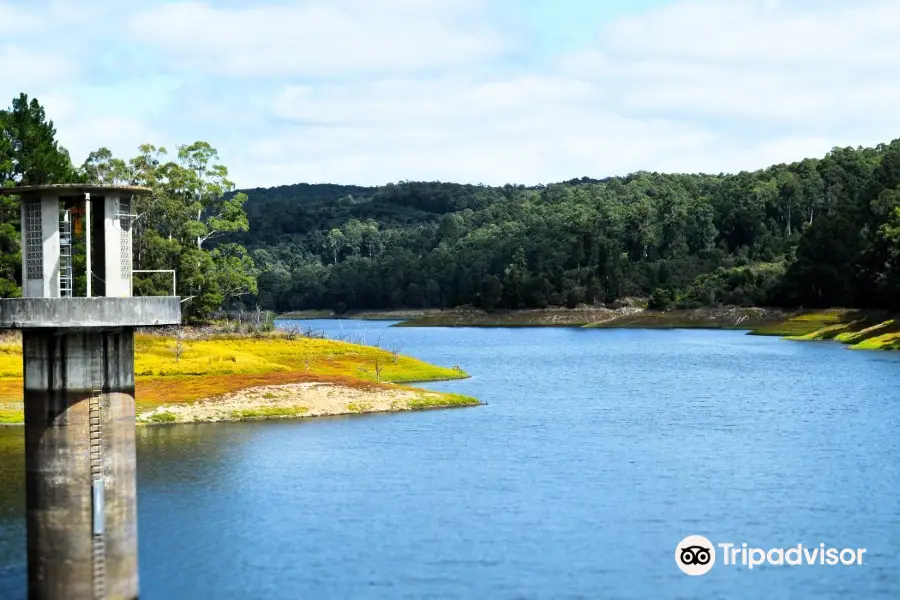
[2,322,900,598]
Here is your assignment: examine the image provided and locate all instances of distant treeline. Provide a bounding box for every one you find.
[236,141,900,313]
[5,91,900,317]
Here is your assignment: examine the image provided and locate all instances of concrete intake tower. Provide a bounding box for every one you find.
[0,185,181,599]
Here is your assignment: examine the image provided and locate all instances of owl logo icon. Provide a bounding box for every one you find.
[676,535,716,575]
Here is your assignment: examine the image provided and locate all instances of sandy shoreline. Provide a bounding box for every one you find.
[135,381,479,425]
[1,383,479,427]
[278,305,791,328]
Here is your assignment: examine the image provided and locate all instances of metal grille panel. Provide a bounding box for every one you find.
[118,197,132,279]
[25,200,43,280]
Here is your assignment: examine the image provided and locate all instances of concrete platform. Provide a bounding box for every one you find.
[0,297,181,329]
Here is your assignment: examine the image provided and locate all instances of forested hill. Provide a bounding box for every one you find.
[236,184,376,244]
[238,140,900,314]
[5,92,900,317]
[234,181,542,245]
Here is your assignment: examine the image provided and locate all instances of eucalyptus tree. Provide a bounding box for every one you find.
[79,142,257,321]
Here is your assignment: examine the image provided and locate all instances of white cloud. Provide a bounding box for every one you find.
[5,0,900,187]
[565,0,900,129]
[602,0,900,68]
[57,115,161,165]
[0,47,79,89]
[271,76,596,127]
[239,76,862,187]
[234,75,715,186]
[223,0,900,186]
[0,5,41,32]
[11,80,178,166]
[127,0,511,78]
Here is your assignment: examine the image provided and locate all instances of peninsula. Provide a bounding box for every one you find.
[0,329,478,426]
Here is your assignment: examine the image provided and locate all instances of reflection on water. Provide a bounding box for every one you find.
[2,323,900,598]
[0,430,24,596]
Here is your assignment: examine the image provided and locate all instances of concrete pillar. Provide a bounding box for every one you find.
[104,195,132,298]
[23,328,139,600]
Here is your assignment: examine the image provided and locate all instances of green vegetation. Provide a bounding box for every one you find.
[230,407,309,420]
[0,408,23,424]
[748,310,854,337]
[407,392,480,410]
[145,411,177,424]
[834,320,897,344]
[240,144,900,317]
[0,330,469,405]
[6,90,900,358]
[852,333,900,351]
[792,316,900,351]
[6,91,900,326]
[1,94,256,322]
[748,309,900,350]
[80,142,258,321]
[0,329,476,425]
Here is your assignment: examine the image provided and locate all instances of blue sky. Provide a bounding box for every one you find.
[2,0,899,187]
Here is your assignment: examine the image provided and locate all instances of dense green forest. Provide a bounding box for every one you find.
[239,146,900,313]
[4,92,900,316]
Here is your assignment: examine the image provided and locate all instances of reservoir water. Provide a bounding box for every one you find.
[2,322,900,598]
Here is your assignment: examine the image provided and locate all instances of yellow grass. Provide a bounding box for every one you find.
[0,333,472,423]
[0,343,20,379]
[835,320,897,344]
[0,407,23,424]
[131,334,463,381]
[849,331,900,351]
[765,311,900,351]
[750,309,854,337]
[787,321,859,341]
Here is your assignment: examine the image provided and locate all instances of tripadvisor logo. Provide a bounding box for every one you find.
[676,535,716,576]
[675,535,867,575]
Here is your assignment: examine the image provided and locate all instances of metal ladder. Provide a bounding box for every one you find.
[90,338,106,599]
[59,210,73,298]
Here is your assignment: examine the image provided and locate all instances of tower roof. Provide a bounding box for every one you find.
[0,184,152,198]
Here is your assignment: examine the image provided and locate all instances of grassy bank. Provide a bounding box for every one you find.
[746,309,855,336]
[746,309,900,350]
[0,331,478,425]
